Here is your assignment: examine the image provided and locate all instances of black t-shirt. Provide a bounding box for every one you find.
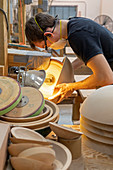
[67,17,113,67]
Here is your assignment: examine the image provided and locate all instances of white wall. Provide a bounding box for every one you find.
[49,0,101,20]
[101,0,113,20]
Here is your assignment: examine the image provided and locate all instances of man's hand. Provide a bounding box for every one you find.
[54,83,74,103]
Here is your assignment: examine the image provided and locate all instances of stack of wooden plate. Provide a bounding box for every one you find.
[8,127,72,170]
[0,77,59,136]
[80,85,113,155]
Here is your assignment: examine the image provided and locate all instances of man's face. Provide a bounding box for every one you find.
[34,39,53,49]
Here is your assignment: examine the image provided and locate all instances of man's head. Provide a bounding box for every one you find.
[25,12,59,50]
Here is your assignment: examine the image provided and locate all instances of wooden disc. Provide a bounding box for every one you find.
[5,87,44,118]
[0,76,22,116]
[0,100,59,130]
[1,104,50,122]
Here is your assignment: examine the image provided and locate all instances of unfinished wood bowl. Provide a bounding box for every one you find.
[0,104,50,123]
[18,146,55,165]
[80,118,113,138]
[10,137,50,145]
[80,124,113,145]
[10,157,53,170]
[81,114,113,132]
[8,143,52,156]
[11,127,45,141]
[49,122,83,139]
[0,76,22,116]
[5,87,45,118]
[80,85,113,125]
[48,139,72,170]
[82,134,113,156]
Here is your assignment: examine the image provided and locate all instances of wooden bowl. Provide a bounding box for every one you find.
[81,114,113,132]
[81,118,113,138]
[11,126,45,141]
[82,134,113,156]
[48,139,72,170]
[80,85,113,125]
[80,124,113,145]
[0,104,50,122]
[10,157,53,170]
[0,100,59,130]
[49,122,83,139]
[8,143,52,156]
[18,146,55,165]
[10,137,50,145]
[10,139,72,170]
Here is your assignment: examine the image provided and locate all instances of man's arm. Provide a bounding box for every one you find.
[72,58,84,70]
[54,54,113,103]
[67,54,113,90]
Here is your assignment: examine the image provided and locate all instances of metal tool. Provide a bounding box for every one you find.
[17,66,46,89]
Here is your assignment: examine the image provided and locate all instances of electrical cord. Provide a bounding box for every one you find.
[0,8,9,31]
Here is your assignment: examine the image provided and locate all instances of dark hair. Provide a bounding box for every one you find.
[25,12,56,49]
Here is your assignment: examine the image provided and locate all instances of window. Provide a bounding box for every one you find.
[49,6,77,19]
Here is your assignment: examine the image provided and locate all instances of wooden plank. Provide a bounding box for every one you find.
[8,49,51,57]
[0,0,8,75]
[18,0,26,44]
[0,65,5,75]
[7,0,11,43]
[0,123,10,170]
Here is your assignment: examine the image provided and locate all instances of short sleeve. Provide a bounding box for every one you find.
[68,30,103,64]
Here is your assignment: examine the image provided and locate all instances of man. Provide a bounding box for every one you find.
[25,12,113,103]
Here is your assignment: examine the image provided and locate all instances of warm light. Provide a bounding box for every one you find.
[39,59,63,99]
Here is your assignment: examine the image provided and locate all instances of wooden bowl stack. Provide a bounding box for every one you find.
[0,76,59,136]
[80,85,113,155]
[8,127,72,170]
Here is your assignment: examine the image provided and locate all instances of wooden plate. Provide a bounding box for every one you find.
[1,104,50,122]
[5,87,44,118]
[49,122,83,139]
[0,100,59,130]
[0,76,22,115]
